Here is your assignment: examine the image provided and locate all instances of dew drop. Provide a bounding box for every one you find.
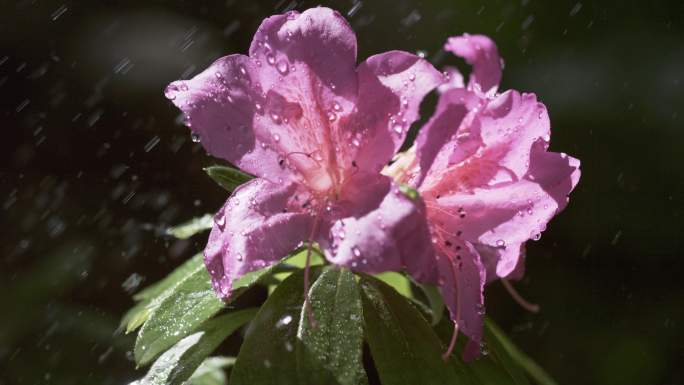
[255,103,263,113]
[496,239,506,247]
[191,132,201,143]
[327,111,337,121]
[333,102,341,111]
[266,53,276,65]
[276,60,289,74]
[392,123,403,134]
[409,73,416,81]
[272,133,280,142]
[276,314,293,328]
[236,253,243,261]
[239,65,247,75]
[352,246,361,257]
[352,138,360,147]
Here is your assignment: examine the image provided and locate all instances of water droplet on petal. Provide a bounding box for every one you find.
[392,123,403,134]
[255,103,263,113]
[409,73,416,81]
[327,111,337,121]
[191,132,201,143]
[496,239,506,247]
[276,60,289,74]
[333,102,341,111]
[272,133,280,142]
[352,246,361,257]
[236,253,243,261]
[266,53,276,65]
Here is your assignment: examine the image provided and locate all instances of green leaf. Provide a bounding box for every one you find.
[416,282,445,326]
[135,265,224,366]
[204,165,253,192]
[188,357,235,385]
[374,272,412,299]
[131,310,255,385]
[134,254,204,302]
[432,316,528,385]
[166,215,214,239]
[359,275,473,385]
[484,319,554,385]
[121,254,204,333]
[296,267,367,385]
[230,268,321,385]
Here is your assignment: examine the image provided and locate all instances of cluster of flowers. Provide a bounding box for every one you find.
[165,7,580,361]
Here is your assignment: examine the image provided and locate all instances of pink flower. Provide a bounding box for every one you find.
[386,34,581,359]
[164,8,443,304]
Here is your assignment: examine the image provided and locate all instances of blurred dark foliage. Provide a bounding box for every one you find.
[0,0,682,384]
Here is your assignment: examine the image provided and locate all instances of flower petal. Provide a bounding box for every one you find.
[322,175,435,278]
[444,34,502,95]
[428,178,567,276]
[204,179,312,299]
[414,88,481,187]
[436,240,485,360]
[437,66,465,94]
[165,55,292,183]
[351,51,444,173]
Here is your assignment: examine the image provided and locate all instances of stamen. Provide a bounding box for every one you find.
[442,320,459,361]
[501,278,540,313]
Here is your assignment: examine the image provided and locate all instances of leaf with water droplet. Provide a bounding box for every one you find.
[432,315,532,385]
[296,267,368,385]
[187,356,235,385]
[129,310,255,385]
[204,165,254,193]
[166,214,214,239]
[134,264,224,366]
[230,268,323,385]
[359,274,471,385]
[121,254,204,333]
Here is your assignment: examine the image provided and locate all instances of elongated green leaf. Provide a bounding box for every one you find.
[374,272,412,299]
[484,319,553,385]
[417,282,445,326]
[166,215,214,239]
[131,310,255,385]
[188,357,235,385]
[135,265,223,365]
[360,275,473,385]
[296,267,367,385]
[230,268,321,385]
[121,254,204,333]
[204,165,253,192]
[432,316,526,385]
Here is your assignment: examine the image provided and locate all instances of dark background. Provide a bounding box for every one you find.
[1,0,682,384]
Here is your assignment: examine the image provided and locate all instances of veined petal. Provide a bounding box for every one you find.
[444,34,502,95]
[165,55,293,184]
[246,7,360,192]
[414,88,481,187]
[476,243,527,282]
[204,179,312,299]
[428,178,566,263]
[351,51,444,173]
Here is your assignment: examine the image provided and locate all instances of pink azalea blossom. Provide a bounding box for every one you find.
[164,8,443,306]
[385,34,581,359]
